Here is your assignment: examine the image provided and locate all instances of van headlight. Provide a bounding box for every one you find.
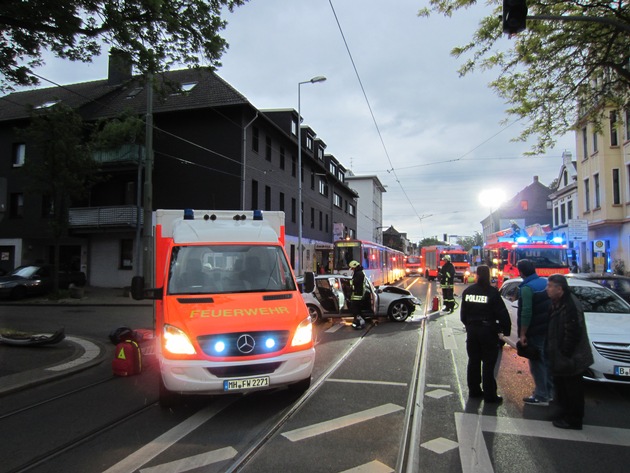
[291,318,313,347]
[163,324,196,355]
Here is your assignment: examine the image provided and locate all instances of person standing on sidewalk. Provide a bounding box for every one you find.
[546,274,593,430]
[517,259,553,406]
[348,260,366,330]
[440,255,456,313]
[460,265,511,403]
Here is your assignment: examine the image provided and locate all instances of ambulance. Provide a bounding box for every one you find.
[131,209,315,406]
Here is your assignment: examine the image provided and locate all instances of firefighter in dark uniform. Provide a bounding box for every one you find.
[349,260,366,329]
[460,264,511,403]
[439,254,456,312]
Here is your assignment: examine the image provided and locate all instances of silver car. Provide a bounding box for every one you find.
[298,273,421,323]
[499,277,630,384]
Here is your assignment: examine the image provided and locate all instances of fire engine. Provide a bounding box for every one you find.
[420,245,471,282]
[483,222,569,285]
[131,209,314,406]
[404,255,423,277]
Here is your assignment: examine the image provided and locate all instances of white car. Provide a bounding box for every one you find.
[499,277,630,384]
[297,273,421,323]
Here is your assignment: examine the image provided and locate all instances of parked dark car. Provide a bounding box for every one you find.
[0,265,86,300]
[568,273,630,304]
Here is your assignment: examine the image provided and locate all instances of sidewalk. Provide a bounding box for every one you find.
[0,287,151,396]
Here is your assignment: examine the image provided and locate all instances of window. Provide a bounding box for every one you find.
[126,87,143,99]
[613,168,620,205]
[279,192,285,212]
[280,147,285,170]
[563,170,568,186]
[291,198,296,223]
[568,200,573,220]
[265,136,272,161]
[120,239,133,270]
[251,179,258,209]
[318,147,324,161]
[560,204,566,224]
[554,207,559,226]
[348,203,356,216]
[319,179,327,196]
[252,127,259,153]
[334,193,341,208]
[292,156,296,177]
[592,130,598,153]
[626,109,630,141]
[41,195,53,218]
[582,127,588,158]
[310,207,315,228]
[291,119,297,136]
[265,185,271,211]
[306,136,313,150]
[584,178,590,211]
[319,211,323,231]
[10,193,24,218]
[325,214,329,233]
[310,172,315,190]
[520,200,528,211]
[610,111,618,146]
[12,143,25,167]
[35,99,60,109]
[594,173,600,208]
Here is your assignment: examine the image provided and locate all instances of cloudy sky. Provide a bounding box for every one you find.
[30,0,575,243]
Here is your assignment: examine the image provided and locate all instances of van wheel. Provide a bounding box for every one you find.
[159,378,180,408]
[307,304,323,324]
[288,376,311,394]
[388,301,411,322]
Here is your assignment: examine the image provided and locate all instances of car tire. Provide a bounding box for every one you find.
[288,376,311,394]
[159,377,181,409]
[388,301,411,322]
[307,304,324,324]
[10,285,27,300]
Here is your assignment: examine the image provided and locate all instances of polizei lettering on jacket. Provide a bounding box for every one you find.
[189,307,290,318]
[464,294,488,303]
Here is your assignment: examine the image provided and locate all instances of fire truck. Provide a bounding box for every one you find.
[404,255,423,277]
[131,209,314,406]
[420,245,471,282]
[483,222,569,285]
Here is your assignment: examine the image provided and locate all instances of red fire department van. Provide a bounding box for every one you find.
[421,245,471,282]
[131,209,315,406]
[483,223,569,286]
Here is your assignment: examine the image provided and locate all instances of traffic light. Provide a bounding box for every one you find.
[503,0,528,35]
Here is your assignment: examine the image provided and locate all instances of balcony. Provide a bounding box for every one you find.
[93,144,144,164]
[69,206,143,229]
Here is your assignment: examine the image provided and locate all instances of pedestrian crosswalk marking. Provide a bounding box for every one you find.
[282,403,404,442]
[139,447,237,473]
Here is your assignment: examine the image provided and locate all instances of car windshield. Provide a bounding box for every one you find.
[514,248,568,268]
[12,266,39,278]
[571,286,630,314]
[167,245,296,295]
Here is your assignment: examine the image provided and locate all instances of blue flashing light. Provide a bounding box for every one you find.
[264,337,276,349]
[184,208,194,220]
[552,236,563,244]
[214,341,226,353]
[516,236,528,243]
[253,210,263,221]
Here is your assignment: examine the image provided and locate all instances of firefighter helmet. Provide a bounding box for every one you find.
[442,255,451,261]
[348,260,361,269]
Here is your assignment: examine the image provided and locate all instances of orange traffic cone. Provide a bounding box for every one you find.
[431,297,439,312]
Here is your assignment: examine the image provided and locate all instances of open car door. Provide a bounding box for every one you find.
[314,277,341,314]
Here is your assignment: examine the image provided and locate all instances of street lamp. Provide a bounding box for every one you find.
[297,75,326,275]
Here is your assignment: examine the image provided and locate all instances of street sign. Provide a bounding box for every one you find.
[568,219,588,241]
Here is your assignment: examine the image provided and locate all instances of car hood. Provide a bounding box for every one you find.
[0,275,27,283]
[585,312,630,342]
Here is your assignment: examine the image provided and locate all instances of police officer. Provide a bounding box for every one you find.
[439,254,456,312]
[460,265,511,403]
[348,260,366,329]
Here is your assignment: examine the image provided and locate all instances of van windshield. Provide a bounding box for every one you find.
[167,245,296,295]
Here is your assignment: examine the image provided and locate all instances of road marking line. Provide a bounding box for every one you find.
[101,397,236,473]
[282,403,404,442]
[139,447,237,473]
[46,337,99,371]
[426,383,451,389]
[328,378,407,387]
[339,460,394,472]
[441,328,458,350]
[455,413,630,473]
[326,324,344,333]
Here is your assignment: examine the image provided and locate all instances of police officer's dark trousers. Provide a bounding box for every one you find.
[465,322,500,397]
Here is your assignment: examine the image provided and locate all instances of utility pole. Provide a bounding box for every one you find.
[142,74,154,286]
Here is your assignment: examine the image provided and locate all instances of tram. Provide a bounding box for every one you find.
[333,239,405,286]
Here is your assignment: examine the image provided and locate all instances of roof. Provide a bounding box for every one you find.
[0,68,250,123]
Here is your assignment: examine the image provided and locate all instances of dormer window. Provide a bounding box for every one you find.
[126,87,143,99]
[181,82,197,92]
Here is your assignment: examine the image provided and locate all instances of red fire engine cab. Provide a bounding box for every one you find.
[483,223,569,286]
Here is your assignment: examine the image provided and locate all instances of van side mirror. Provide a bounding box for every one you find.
[303,272,315,293]
[131,276,145,300]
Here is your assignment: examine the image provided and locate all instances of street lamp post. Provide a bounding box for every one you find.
[297,75,326,275]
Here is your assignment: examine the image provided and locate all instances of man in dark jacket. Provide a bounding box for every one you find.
[460,265,511,403]
[349,260,366,330]
[440,255,456,313]
[546,274,593,430]
[517,259,553,406]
